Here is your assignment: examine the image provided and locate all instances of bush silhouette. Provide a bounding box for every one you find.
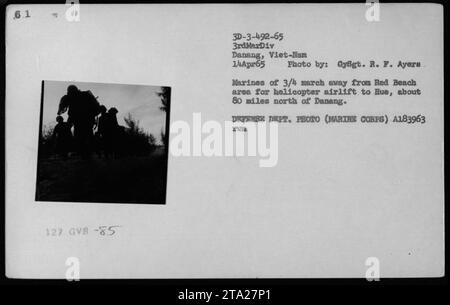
[120,113,157,156]
[39,124,56,158]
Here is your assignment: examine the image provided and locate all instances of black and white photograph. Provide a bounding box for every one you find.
[2,1,447,295]
[35,81,170,204]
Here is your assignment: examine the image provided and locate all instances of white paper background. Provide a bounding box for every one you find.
[5,3,444,278]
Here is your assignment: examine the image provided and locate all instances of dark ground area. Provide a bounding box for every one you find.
[35,148,167,204]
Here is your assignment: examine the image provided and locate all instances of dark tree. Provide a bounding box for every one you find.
[122,113,156,155]
[157,87,171,113]
[157,87,170,147]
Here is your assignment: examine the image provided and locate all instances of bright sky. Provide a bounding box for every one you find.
[42,81,167,144]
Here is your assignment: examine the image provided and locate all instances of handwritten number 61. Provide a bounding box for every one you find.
[14,10,31,19]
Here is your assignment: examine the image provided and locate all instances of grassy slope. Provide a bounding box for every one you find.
[36,151,167,204]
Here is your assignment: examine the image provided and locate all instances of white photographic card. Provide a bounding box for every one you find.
[5,3,444,279]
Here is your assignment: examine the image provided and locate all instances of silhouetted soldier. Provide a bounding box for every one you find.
[52,116,72,159]
[96,105,108,134]
[58,85,100,158]
[103,107,120,158]
[95,105,108,158]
